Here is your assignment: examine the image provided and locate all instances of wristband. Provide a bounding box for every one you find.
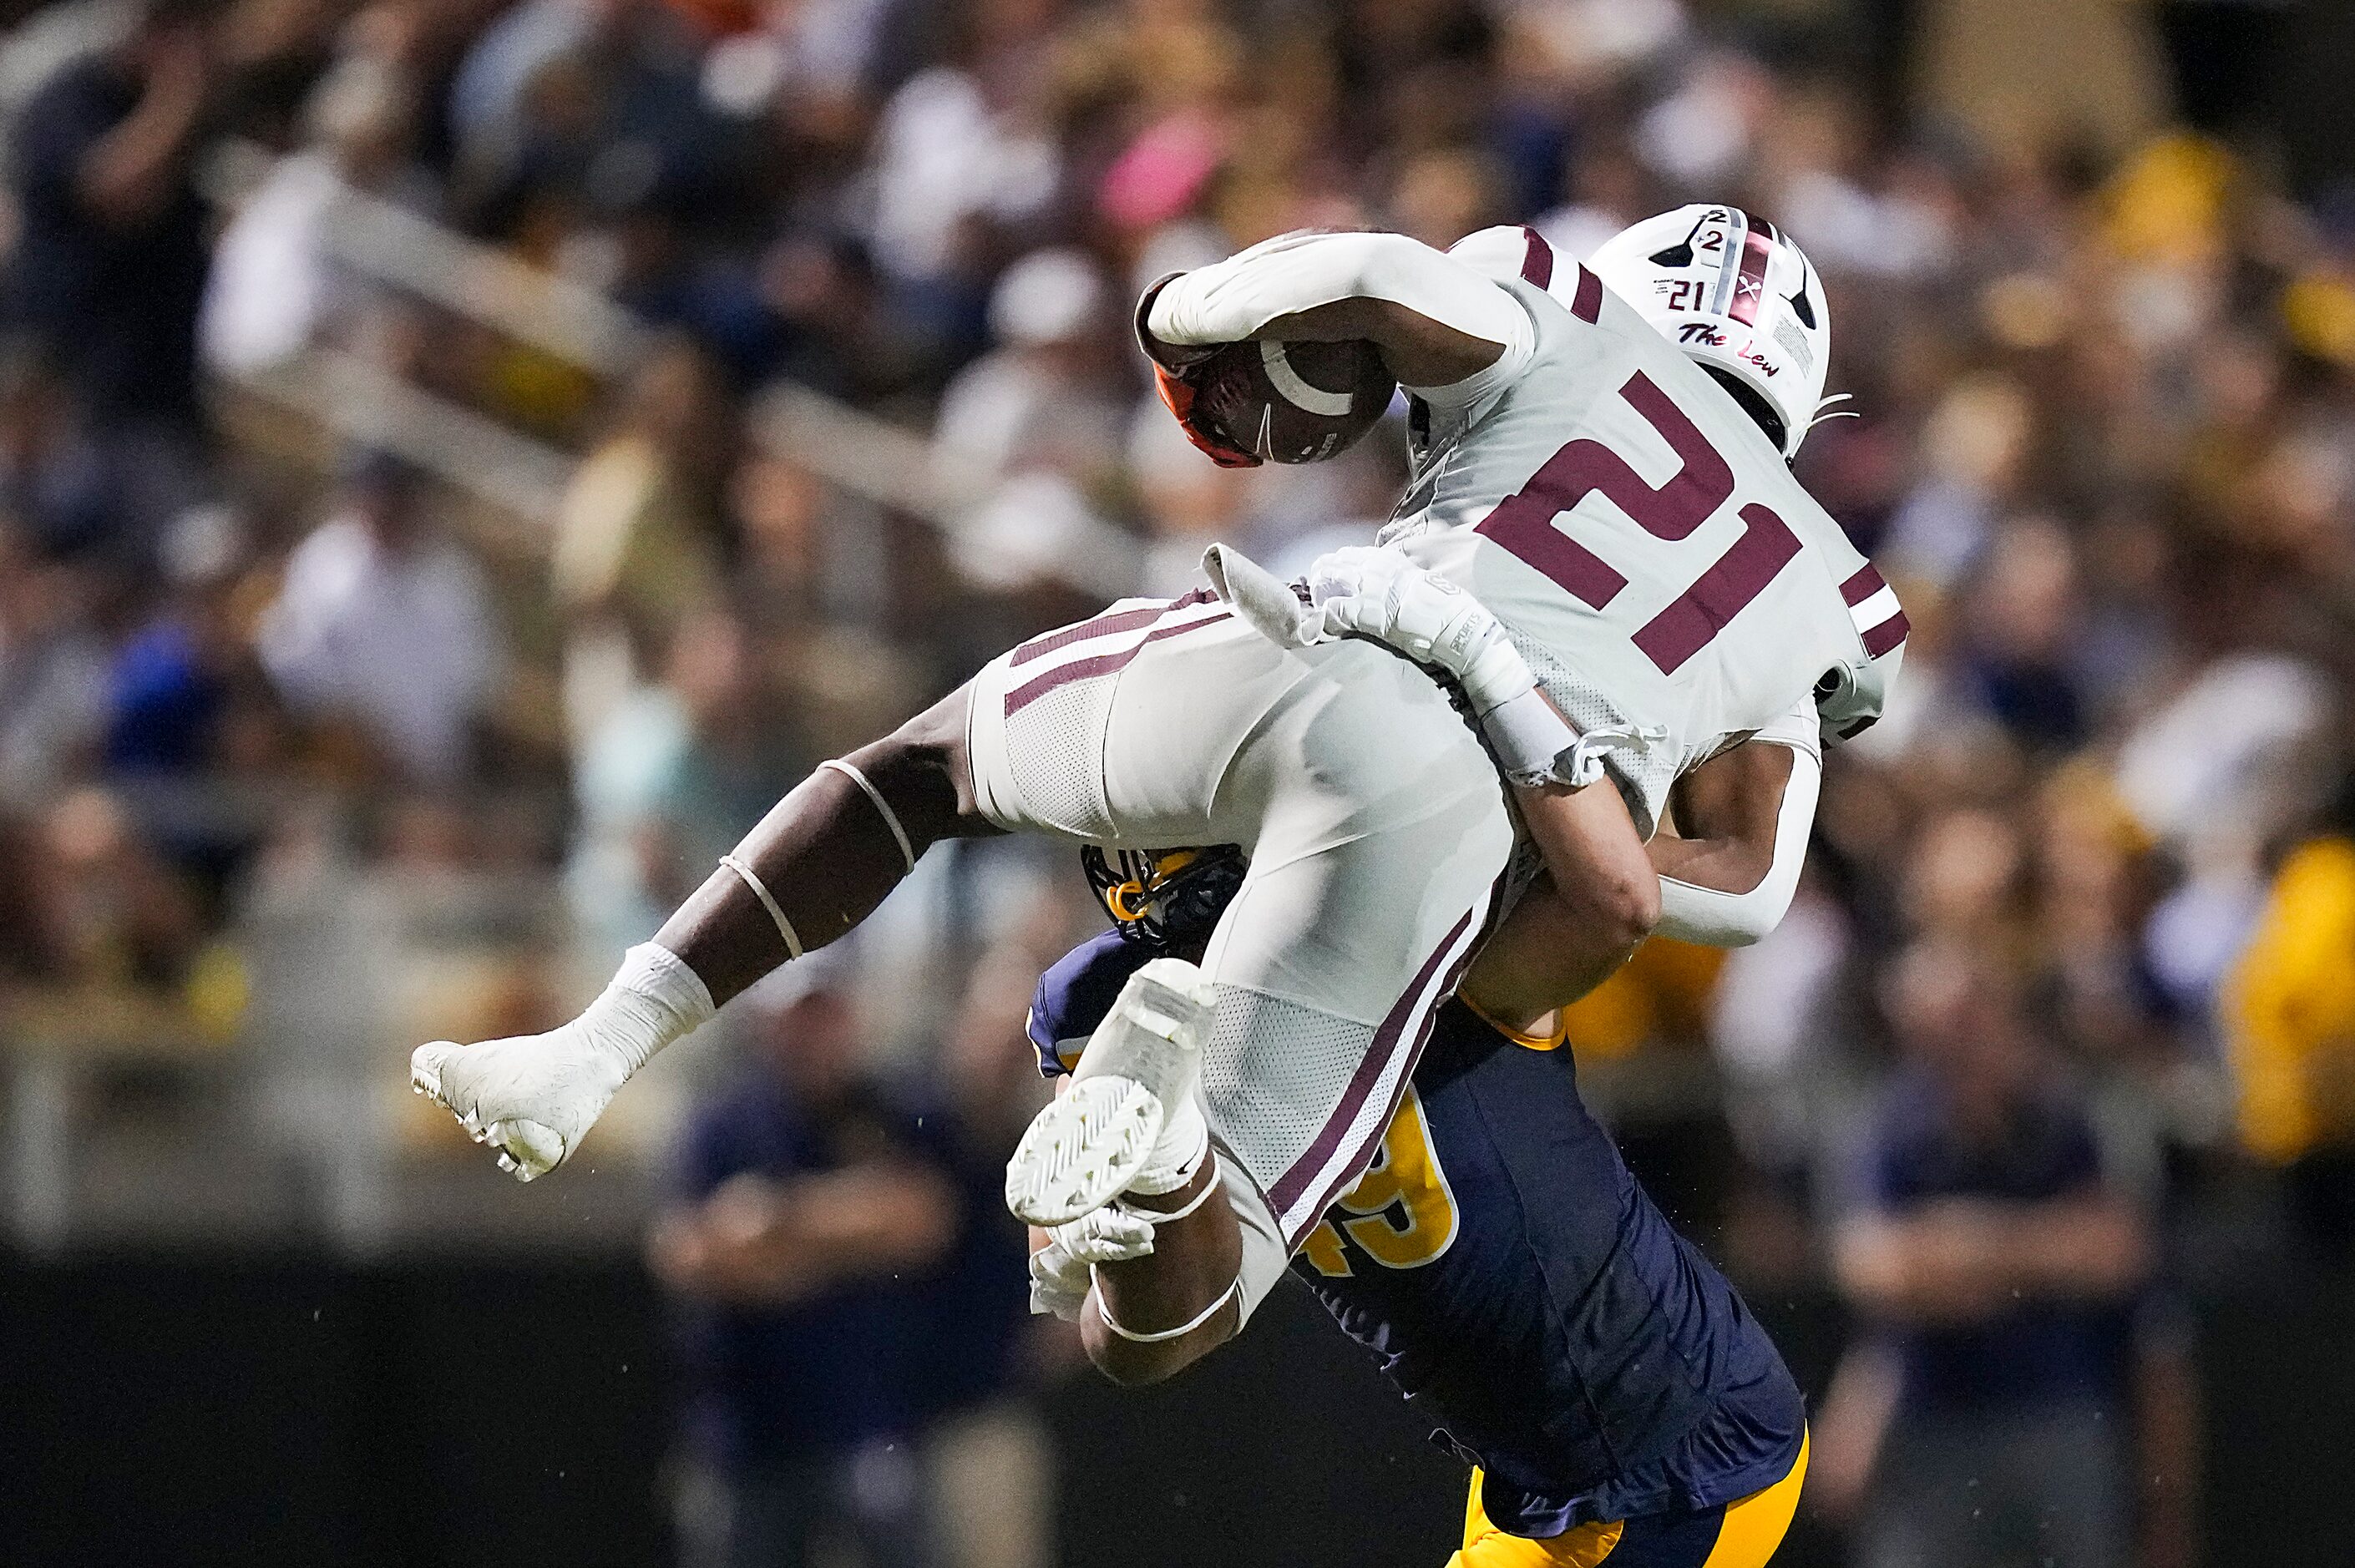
[1481,687,1579,783]
[1482,691,1668,792]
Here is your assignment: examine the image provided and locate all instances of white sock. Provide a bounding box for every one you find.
[1126,1093,1210,1196]
[588,943,718,1073]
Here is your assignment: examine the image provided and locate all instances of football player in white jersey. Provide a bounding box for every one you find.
[1181,208,1906,1022]
[408,208,1901,1385]
[1017,208,1904,1376]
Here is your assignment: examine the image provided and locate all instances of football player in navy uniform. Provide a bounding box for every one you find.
[1026,839,1809,1568]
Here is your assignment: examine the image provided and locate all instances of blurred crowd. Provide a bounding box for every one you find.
[4,0,2354,1563]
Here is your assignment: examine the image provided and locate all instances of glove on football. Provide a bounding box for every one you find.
[1136,274,1262,469]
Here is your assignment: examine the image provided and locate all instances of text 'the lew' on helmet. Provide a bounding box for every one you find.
[1587,205,1832,460]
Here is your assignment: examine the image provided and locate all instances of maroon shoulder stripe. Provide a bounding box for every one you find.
[1840,563,1887,608]
[1519,226,1554,289]
[1861,608,1910,658]
[1570,264,1603,324]
[1002,609,1230,716]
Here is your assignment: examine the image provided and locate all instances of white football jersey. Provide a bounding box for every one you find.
[1381,237,1902,835]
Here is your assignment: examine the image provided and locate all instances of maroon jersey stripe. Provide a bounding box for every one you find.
[1861,608,1911,658]
[1267,904,1477,1217]
[1011,604,1165,666]
[1283,883,1500,1244]
[1519,226,1554,289]
[1840,563,1888,606]
[1001,609,1230,716]
[1570,264,1603,324]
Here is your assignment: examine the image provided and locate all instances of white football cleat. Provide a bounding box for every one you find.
[1005,956,1217,1227]
[409,1022,632,1181]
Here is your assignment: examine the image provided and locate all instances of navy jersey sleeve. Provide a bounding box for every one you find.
[1027,929,1153,1077]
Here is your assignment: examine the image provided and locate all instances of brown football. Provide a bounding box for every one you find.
[1189,338,1396,464]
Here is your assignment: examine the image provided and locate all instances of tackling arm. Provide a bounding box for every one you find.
[1649,698,1821,947]
[1142,230,1534,393]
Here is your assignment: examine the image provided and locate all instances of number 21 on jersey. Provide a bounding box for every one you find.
[1476,369,1800,674]
[1300,1085,1458,1277]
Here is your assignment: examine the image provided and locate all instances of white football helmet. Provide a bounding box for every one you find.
[1587,205,1832,459]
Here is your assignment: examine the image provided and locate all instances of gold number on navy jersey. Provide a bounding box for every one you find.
[1300,1085,1459,1277]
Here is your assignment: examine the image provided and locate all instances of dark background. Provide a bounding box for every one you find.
[7,1252,2351,1568]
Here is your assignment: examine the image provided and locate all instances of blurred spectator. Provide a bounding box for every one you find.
[566,605,797,953]
[21,781,206,995]
[649,968,957,1568]
[255,450,502,788]
[8,0,213,436]
[0,343,120,558]
[551,336,729,741]
[0,531,109,808]
[1816,947,2199,1568]
[932,248,1122,483]
[2221,772,2355,1247]
[916,945,1060,1568]
[200,46,430,377]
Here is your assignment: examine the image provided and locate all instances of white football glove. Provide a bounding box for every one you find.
[1204,543,1535,716]
[1027,1206,1158,1321]
[1204,542,1663,791]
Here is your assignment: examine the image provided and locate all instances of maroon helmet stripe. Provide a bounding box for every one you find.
[1840,563,1887,607]
[1519,226,1554,289]
[1002,609,1230,716]
[1570,264,1603,324]
[1730,219,1773,326]
[1861,608,1910,658]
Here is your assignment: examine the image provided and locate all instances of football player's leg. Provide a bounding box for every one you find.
[1000,625,1516,1240]
[1185,660,1517,1250]
[1450,1469,1626,1567]
[978,603,1304,1222]
[1447,1436,1809,1568]
[412,685,996,1176]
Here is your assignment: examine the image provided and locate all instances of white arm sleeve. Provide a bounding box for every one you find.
[1147,230,1534,402]
[1654,699,1822,948]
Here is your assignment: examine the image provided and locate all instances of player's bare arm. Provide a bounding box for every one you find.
[1139,231,1532,407]
[1651,741,1797,900]
[1464,727,1816,1032]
